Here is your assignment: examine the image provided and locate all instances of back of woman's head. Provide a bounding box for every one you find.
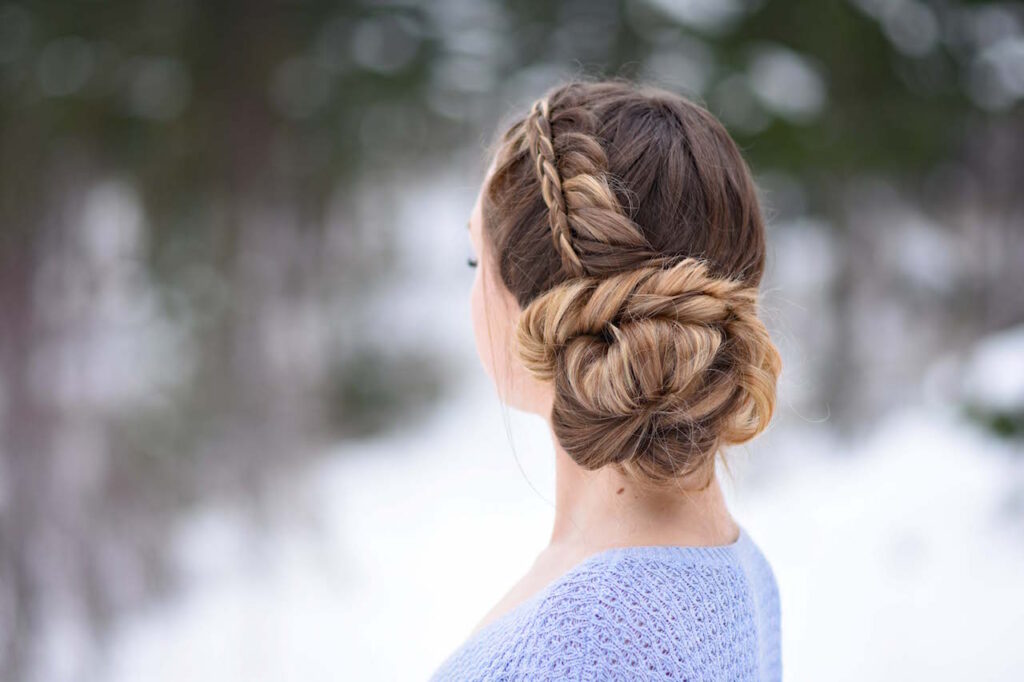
[481,77,782,489]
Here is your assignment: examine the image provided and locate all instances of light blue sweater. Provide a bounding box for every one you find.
[429,525,781,681]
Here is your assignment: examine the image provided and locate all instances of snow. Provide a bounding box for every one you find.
[99,366,1024,681]
[960,324,1024,412]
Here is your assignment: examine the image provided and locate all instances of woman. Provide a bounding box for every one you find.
[431,78,783,681]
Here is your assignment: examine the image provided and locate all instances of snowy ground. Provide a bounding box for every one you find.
[97,362,1024,682]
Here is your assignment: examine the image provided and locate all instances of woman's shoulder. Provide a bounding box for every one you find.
[525,530,781,679]
[533,531,777,634]
[430,528,781,681]
[536,525,780,620]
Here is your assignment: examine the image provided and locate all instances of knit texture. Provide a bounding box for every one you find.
[429,525,781,681]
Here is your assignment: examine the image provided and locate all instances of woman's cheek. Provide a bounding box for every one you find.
[470,272,495,382]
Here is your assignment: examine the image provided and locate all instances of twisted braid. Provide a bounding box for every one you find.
[513,256,782,484]
[524,97,584,277]
[520,92,656,278]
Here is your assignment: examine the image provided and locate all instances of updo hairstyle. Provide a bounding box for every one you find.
[481,78,782,489]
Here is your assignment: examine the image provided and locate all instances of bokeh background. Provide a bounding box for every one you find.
[2,0,1023,680]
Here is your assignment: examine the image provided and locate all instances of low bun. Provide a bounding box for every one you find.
[482,78,782,487]
[514,256,782,485]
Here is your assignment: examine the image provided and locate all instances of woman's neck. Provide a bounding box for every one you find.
[546,424,738,553]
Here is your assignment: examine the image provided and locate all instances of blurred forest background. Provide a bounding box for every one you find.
[1,0,1023,680]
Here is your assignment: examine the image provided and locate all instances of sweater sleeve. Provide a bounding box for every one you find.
[570,567,681,682]
[515,563,670,682]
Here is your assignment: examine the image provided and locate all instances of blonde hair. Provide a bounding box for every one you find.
[482,77,782,489]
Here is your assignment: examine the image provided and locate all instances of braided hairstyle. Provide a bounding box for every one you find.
[481,77,782,488]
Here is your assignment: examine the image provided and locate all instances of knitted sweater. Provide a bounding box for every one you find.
[429,525,781,681]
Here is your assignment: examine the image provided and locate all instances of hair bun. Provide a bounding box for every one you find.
[514,256,782,485]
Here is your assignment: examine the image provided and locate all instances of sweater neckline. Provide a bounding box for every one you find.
[579,524,752,565]
[462,525,753,644]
